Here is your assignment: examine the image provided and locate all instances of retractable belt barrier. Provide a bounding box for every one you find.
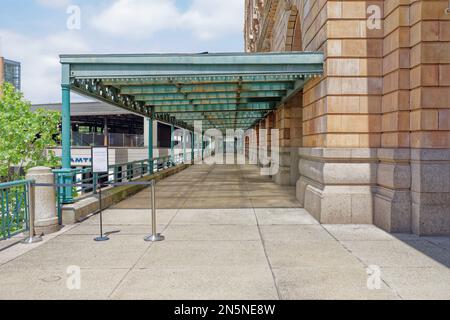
[23,180,164,244]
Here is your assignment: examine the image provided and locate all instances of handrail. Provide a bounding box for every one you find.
[0,180,32,240]
[53,154,189,205]
[0,153,195,241]
[0,180,34,189]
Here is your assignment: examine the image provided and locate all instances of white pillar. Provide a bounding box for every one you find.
[144,118,158,151]
[144,117,150,147]
[26,167,60,234]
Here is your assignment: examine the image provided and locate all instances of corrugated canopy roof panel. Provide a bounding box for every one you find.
[60,52,324,131]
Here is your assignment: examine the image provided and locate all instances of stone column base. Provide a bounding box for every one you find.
[272,148,292,186]
[296,148,377,224]
[297,177,374,224]
[296,147,450,236]
[273,167,290,185]
[410,149,450,236]
[374,187,411,233]
[373,149,412,233]
[35,219,61,235]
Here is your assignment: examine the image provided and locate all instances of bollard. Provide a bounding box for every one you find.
[144,180,164,242]
[22,182,43,244]
[26,167,59,234]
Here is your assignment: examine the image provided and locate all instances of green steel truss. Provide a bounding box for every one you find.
[61,52,323,131]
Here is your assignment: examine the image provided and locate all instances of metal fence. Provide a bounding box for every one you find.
[0,180,32,239]
[71,132,145,148]
[0,154,188,240]
[54,153,187,203]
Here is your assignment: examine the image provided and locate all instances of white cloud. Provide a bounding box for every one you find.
[92,0,244,40]
[35,0,71,8]
[0,29,90,103]
[182,0,245,40]
[0,0,245,103]
[92,0,180,38]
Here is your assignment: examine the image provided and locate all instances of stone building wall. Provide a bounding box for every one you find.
[245,0,450,235]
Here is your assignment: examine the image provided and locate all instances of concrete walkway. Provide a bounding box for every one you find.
[0,164,449,300]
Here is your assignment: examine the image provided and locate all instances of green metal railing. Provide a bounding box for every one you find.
[54,154,188,206]
[0,180,32,240]
[0,153,191,241]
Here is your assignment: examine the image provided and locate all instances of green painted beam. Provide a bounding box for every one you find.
[164,111,268,126]
[168,111,266,119]
[202,122,255,126]
[172,116,265,121]
[153,103,274,113]
[136,90,286,101]
[102,75,306,86]
[279,79,306,106]
[182,117,259,123]
[146,98,281,106]
[61,52,324,129]
[61,53,324,79]
[71,85,150,117]
[119,82,294,94]
[200,125,256,130]
[61,52,324,65]
[186,122,258,127]
[201,119,257,124]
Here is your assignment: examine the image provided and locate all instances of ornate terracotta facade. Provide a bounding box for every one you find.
[245,0,450,235]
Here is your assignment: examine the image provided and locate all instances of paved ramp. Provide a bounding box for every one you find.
[113,164,300,209]
[0,164,449,300]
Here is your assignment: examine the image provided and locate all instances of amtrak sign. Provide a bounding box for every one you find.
[50,148,94,167]
[71,156,92,166]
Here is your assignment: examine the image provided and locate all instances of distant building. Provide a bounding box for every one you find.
[0,57,21,90]
[32,101,184,167]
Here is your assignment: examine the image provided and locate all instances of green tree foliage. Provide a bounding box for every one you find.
[0,83,61,182]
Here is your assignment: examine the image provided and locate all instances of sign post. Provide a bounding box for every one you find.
[92,147,109,242]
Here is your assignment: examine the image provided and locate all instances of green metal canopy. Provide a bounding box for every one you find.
[60,52,323,131]
[57,52,323,202]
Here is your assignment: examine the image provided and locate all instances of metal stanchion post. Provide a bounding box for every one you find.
[22,181,43,244]
[144,180,164,242]
[94,182,109,242]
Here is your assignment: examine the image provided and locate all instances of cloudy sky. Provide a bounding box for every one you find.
[0,0,245,104]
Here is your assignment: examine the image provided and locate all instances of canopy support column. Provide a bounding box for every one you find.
[60,84,73,203]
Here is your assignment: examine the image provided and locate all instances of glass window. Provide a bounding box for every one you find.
[3,60,21,90]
